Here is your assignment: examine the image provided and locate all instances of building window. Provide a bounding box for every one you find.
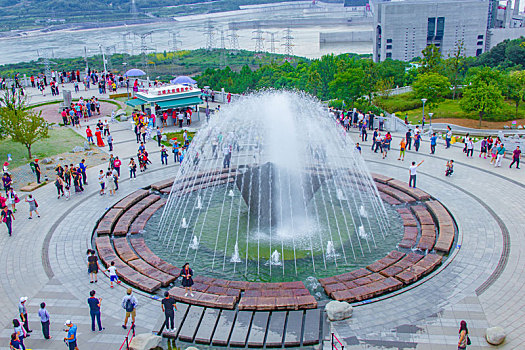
[435,17,445,40]
[476,48,483,56]
[477,41,484,46]
[478,34,484,39]
[386,39,392,43]
[386,45,392,50]
[386,52,392,58]
[427,17,436,39]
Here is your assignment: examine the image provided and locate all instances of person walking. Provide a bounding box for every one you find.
[106,261,120,287]
[129,158,137,180]
[495,143,506,167]
[7,188,18,213]
[405,129,412,150]
[509,146,521,169]
[12,320,26,350]
[2,201,15,235]
[445,126,452,148]
[458,320,470,349]
[18,297,32,334]
[161,291,177,332]
[122,288,138,329]
[98,170,105,195]
[445,160,454,177]
[160,145,168,165]
[55,175,65,199]
[25,195,40,219]
[466,138,474,157]
[413,132,421,152]
[79,159,88,185]
[87,290,104,332]
[398,138,406,161]
[479,137,488,159]
[430,133,437,154]
[107,133,113,152]
[86,126,94,145]
[88,250,99,283]
[408,160,424,188]
[10,332,24,350]
[113,157,122,177]
[180,263,194,297]
[63,320,79,350]
[112,167,119,191]
[156,127,163,147]
[105,170,116,196]
[31,159,41,184]
[38,302,51,339]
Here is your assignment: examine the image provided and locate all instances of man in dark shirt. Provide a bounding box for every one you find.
[161,291,177,332]
[87,290,104,332]
[405,129,412,150]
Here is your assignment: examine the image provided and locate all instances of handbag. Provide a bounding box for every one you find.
[14,195,20,204]
[2,216,6,223]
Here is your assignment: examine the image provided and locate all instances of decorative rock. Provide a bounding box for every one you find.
[41,158,52,164]
[56,156,64,161]
[71,146,84,153]
[325,300,353,321]
[161,135,167,141]
[87,151,94,156]
[486,326,506,345]
[121,115,129,121]
[84,141,90,150]
[128,333,161,350]
[45,165,54,170]
[116,110,126,117]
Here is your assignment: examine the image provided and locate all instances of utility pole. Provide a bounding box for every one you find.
[130,0,139,18]
[228,22,240,52]
[84,46,89,74]
[205,20,215,50]
[282,27,294,61]
[104,45,116,72]
[252,23,265,57]
[99,44,108,74]
[37,48,57,80]
[121,32,132,55]
[134,31,154,73]
[169,31,182,75]
[267,31,279,54]
[219,29,227,67]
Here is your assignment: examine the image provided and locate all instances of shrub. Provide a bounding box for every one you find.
[374,93,423,113]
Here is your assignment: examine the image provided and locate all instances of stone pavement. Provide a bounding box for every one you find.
[0,116,523,349]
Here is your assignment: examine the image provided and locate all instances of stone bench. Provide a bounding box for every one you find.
[426,201,455,253]
[168,286,236,309]
[387,179,431,201]
[95,237,161,293]
[395,254,442,284]
[378,253,424,278]
[96,208,124,235]
[113,189,150,210]
[130,238,181,276]
[375,183,416,203]
[113,195,160,236]
[399,226,418,248]
[371,173,393,184]
[366,250,406,273]
[238,295,317,311]
[150,179,174,191]
[411,205,435,225]
[113,237,139,263]
[417,224,436,251]
[127,258,176,287]
[171,177,235,196]
[378,191,401,205]
[331,277,402,302]
[129,199,166,234]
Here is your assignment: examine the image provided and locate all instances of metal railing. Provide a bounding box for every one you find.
[331,332,345,350]
[118,322,135,350]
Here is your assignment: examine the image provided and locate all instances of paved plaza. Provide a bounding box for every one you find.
[0,88,523,349]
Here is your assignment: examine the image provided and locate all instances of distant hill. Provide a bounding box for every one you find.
[0,0,331,32]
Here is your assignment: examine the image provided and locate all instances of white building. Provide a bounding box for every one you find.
[371,0,491,62]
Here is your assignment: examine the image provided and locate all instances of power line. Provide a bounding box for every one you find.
[219,29,227,67]
[267,31,279,54]
[134,31,154,72]
[252,23,265,56]
[228,22,240,52]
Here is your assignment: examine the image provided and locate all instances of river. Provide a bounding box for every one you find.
[0,3,373,65]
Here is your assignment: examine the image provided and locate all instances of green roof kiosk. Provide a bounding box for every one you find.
[125,84,203,126]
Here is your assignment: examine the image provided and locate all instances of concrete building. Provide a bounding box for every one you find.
[371,0,490,62]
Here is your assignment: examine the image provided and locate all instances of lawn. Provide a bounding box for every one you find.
[376,93,525,124]
[0,127,86,168]
[161,131,196,147]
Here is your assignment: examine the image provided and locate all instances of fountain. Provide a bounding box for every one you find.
[230,241,242,263]
[195,195,203,209]
[151,91,402,282]
[189,235,199,249]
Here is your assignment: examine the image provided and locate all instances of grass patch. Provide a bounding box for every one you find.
[380,94,525,124]
[0,128,86,168]
[161,131,196,147]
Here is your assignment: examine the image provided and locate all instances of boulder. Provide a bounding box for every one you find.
[84,141,90,150]
[325,300,353,321]
[121,115,129,121]
[87,151,94,156]
[116,110,126,117]
[161,135,167,141]
[486,326,506,345]
[71,146,84,153]
[129,333,162,350]
[56,156,64,161]
[41,158,52,164]
[45,165,54,170]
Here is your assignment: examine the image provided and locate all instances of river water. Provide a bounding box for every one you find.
[0,4,373,65]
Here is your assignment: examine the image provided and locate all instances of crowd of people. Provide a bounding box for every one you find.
[61,97,101,127]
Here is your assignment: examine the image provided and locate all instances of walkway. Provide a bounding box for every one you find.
[0,116,522,349]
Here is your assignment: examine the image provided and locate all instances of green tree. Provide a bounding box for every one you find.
[328,68,364,106]
[445,40,466,99]
[0,89,50,158]
[505,70,525,117]
[412,72,451,110]
[420,44,442,74]
[361,59,379,103]
[460,68,503,127]
[375,77,395,99]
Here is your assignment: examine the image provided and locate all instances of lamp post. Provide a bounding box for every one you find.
[428,112,433,126]
[421,98,427,128]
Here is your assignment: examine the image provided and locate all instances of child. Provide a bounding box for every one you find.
[445,160,454,177]
[106,261,120,288]
[398,138,406,161]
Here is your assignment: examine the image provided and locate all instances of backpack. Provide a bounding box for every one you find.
[124,297,134,312]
